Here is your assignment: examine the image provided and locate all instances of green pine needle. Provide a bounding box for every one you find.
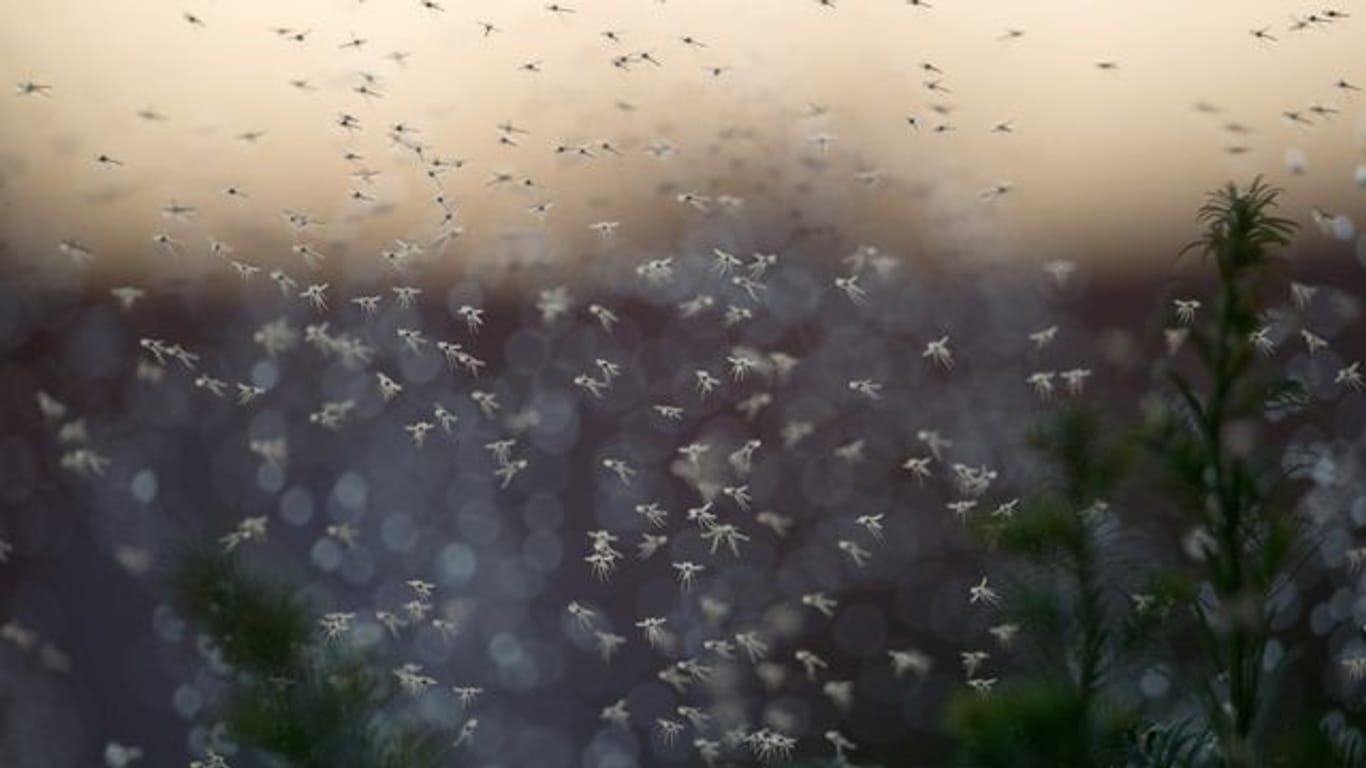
[170,550,447,768]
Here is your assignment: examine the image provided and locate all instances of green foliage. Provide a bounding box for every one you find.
[1183,176,1297,278]
[171,550,448,768]
[220,659,375,764]
[172,551,309,676]
[947,682,1134,768]
[949,179,1340,768]
[369,727,451,768]
[952,405,1135,768]
[1257,714,1366,768]
[1155,178,1307,766]
[1025,405,1132,507]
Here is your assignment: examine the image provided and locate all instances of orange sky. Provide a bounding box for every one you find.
[1,0,1363,285]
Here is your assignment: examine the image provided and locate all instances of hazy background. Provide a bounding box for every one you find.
[3,4,1366,767]
[1,0,1364,286]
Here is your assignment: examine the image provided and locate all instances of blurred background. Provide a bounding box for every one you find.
[1,2,1365,767]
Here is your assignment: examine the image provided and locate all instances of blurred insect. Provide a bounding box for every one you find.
[896,456,931,486]
[103,742,144,768]
[588,303,619,331]
[678,294,715,318]
[192,374,226,397]
[636,617,668,647]
[453,718,478,748]
[601,699,630,729]
[833,274,867,303]
[1043,258,1076,286]
[595,630,626,662]
[405,421,434,447]
[970,576,1001,606]
[967,677,999,694]
[855,514,885,542]
[961,650,990,678]
[397,328,427,354]
[1027,370,1056,400]
[672,561,705,591]
[566,601,596,631]
[923,335,954,369]
[375,372,403,402]
[221,516,268,553]
[755,510,794,538]
[189,750,229,768]
[110,286,145,311]
[834,439,866,464]
[734,631,770,662]
[1060,368,1092,396]
[712,248,743,276]
[849,378,882,400]
[653,403,684,421]
[452,686,483,710]
[16,80,52,96]
[695,370,720,398]
[235,383,265,405]
[1174,298,1201,324]
[319,612,355,641]
[795,649,828,680]
[299,283,328,311]
[801,592,838,617]
[494,459,528,489]
[1165,327,1189,355]
[1301,329,1328,355]
[989,622,1021,649]
[889,648,934,678]
[637,533,669,559]
[602,458,636,485]
[447,306,482,336]
[470,390,499,419]
[1336,362,1363,391]
[837,539,871,567]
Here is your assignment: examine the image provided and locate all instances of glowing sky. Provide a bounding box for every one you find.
[1,0,1363,283]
